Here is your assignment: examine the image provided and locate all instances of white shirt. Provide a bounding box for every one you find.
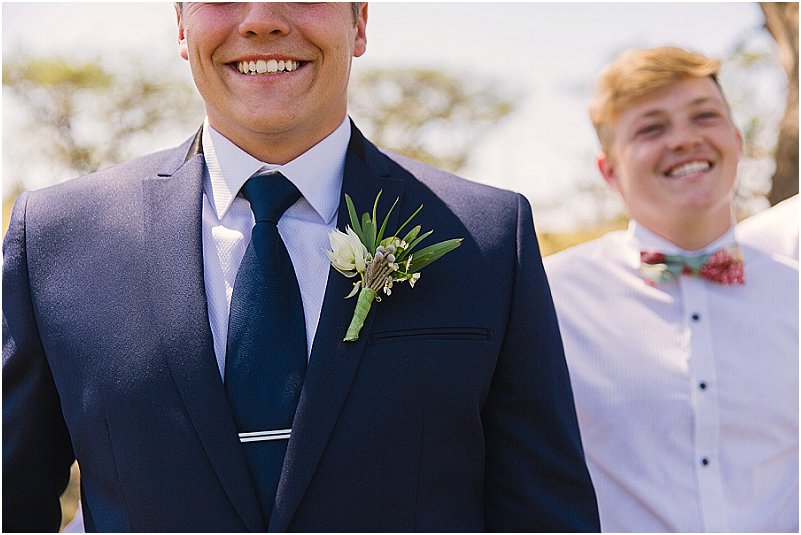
[737,195,799,261]
[201,118,349,376]
[544,221,799,532]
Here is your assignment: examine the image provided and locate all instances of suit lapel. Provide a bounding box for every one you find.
[142,143,264,532]
[270,132,408,531]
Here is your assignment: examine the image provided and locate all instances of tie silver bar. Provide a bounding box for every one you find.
[238,429,292,443]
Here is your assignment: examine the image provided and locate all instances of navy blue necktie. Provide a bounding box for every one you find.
[225,173,307,525]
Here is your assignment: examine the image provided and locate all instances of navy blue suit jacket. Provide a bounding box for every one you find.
[3,125,599,532]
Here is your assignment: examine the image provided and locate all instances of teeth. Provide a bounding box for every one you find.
[237,59,300,75]
[667,161,711,178]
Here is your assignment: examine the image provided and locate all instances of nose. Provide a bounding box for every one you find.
[238,3,291,38]
[667,122,703,151]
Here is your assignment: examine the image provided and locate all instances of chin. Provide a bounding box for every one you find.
[232,112,304,136]
[681,193,732,213]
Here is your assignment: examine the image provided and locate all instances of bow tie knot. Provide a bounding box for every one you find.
[640,245,745,286]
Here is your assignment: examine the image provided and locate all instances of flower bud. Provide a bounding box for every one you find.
[387,253,395,263]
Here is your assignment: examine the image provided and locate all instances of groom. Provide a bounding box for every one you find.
[3,3,599,531]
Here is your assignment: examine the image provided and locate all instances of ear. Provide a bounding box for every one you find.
[597,153,621,192]
[353,3,368,58]
[176,4,189,61]
[734,127,744,160]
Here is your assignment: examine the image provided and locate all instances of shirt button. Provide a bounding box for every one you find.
[691,313,700,321]
[699,381,707,390]
[701,457,710,466]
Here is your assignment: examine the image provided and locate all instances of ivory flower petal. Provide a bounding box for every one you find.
[326,226,369,276]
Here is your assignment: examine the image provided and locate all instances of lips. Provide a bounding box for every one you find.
[665,160,712,178]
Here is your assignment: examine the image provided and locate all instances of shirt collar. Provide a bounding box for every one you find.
[628,219,738,256]
[201,117,349,224]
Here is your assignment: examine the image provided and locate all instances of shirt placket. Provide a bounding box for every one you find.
[681,276,729,532]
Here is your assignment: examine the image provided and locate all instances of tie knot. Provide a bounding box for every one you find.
[241,173,301,224]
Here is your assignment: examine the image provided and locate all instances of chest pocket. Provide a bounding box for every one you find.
[368,327,491,344]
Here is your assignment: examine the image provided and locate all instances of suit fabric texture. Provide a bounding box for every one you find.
[3,126,599,532]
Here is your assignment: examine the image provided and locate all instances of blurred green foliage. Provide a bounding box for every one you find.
[350,67,517,173]
[3,55,204,183]
[3,57,112,88]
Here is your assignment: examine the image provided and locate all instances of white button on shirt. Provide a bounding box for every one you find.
[200,118,349,376]
[544,221,799,532]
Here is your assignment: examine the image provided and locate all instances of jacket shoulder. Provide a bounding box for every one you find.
[31,144,186,200]
[8,139,196,241]
[15,138,195,226]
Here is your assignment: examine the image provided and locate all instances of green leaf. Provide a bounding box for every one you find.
[396,229,433,261]
[345,194,364,242]
[379,236,399,248]
[401,225,421,248]
[406,228,433,250]
[376,196,399,246]
[408,238,462,272]
[393,203,423,241]
[371,190,382,229]
[362,214,377,254]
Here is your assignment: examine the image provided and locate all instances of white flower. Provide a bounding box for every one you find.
[326,226,369,277]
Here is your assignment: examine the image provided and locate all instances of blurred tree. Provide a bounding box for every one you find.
[722,34,786,217]
[3,55,203,193]
[349,67,516,173]
[759,2,798,205]
[2,193,17,236]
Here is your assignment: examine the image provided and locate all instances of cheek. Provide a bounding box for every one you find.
[728,135,744,161]
[612,151,654,198]
[183,16,235,64]
[622,149,664,190]
[185,30,228,85]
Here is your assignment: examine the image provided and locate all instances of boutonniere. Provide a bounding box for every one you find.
[326,192,462,342]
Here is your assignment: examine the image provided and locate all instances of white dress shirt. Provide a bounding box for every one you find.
[201,118,349,376]
[737,195,799,260]
[544,221,798,532]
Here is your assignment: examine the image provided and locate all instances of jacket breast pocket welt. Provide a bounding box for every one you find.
[358,327,497,408]
[368,327,491,344]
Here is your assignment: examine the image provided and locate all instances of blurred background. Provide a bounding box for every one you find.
[2,2,797,530]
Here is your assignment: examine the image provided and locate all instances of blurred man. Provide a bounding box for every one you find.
[3,3,599,531]
[545,46,798,532]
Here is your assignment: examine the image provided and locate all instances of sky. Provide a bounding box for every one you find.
[1,2,784,230]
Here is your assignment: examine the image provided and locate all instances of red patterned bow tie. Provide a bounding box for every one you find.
[640,245,745,286]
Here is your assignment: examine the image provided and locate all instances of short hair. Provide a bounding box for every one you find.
[350,2,362,22]
[589,46,723,152]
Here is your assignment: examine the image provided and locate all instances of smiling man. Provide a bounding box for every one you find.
[2,3,599,532]
[544,47,798,532]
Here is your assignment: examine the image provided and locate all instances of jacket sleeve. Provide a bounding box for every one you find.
[481,194,600,531]
[3,192,75,532]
